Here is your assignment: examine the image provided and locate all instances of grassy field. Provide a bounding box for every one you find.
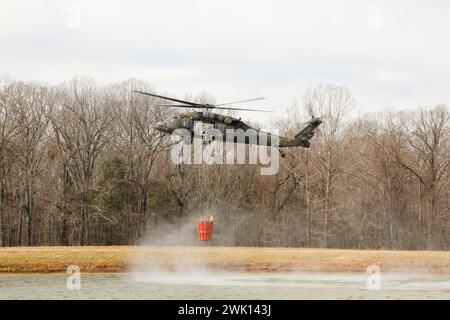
[0,246,449,274]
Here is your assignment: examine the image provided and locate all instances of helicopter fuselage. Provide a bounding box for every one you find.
[155,111,317,148]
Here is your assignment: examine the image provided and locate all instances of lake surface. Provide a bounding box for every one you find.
[0,272,449,299]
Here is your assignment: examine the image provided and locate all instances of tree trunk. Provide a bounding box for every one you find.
[27,212,32,246]
[417,179,422,250]
[80,210,86,246]
[0,185,3,247]
[18,210,23,246]
[27,179,33,246]
[305,154,311,247]
[61,210,69,246]
[324,169,331,248]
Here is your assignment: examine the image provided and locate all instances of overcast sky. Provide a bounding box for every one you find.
[1,0,450,122]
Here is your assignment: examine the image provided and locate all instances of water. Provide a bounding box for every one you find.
[0,272,449,299]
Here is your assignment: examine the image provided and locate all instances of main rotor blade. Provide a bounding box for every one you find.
[157,103,275,113]
[214,106,275,113]
[156,104,197,108]
[133,90,199,106]
[214,97,266,106]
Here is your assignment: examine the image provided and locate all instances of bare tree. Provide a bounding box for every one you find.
[0,82,20,246]
[394,106,450,249]
[51,79,114,245]
[302,84,355,247]
[3,82,52,245]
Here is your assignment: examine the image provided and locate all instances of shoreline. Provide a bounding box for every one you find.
[0,246,449,275]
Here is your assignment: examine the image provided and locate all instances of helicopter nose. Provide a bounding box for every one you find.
[155,122,173,134]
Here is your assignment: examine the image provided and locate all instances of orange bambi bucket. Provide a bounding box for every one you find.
[197,220,214,241]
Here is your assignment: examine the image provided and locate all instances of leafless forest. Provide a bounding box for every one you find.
[0,78,448,250]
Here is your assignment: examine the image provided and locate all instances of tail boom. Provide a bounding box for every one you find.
[279,118,322,148]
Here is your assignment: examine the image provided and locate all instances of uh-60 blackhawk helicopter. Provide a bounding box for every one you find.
[133,91,322,157]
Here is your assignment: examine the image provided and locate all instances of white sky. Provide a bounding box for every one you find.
[1,0,450,124]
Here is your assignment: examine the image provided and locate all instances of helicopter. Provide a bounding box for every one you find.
[133,90,322,157]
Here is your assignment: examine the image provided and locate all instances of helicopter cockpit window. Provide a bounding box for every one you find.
[214,122,234,131]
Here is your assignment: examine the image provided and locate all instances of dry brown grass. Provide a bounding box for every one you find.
[0,246,448,274]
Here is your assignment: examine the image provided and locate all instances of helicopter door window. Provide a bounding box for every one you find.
[181,118,194,129]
